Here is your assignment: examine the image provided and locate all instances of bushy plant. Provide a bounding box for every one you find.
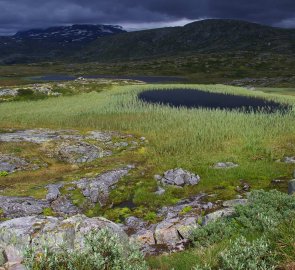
[23,229,148,270]
[234,190,295,232]
[0,171,8,177]
[191,220,236,247]
[191,190,295,247]
[219,236,275,270]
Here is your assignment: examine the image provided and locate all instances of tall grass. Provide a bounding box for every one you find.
[0,84,294,196]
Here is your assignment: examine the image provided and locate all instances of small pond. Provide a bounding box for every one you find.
[138,89,291,113]
[29,75,188,83]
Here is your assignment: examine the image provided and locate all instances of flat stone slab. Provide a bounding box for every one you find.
[74,167,133,206]
[0,129,79,144]
[0,154,32,173]
[54,141,106,164]
[0,196,49,218]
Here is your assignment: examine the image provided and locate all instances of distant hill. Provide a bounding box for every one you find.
[0,19,294,64]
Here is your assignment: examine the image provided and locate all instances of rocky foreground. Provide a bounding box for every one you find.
[0,129,294,269]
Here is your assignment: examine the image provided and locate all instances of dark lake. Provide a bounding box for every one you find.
[30,75,187,83]
[138,89,291,113]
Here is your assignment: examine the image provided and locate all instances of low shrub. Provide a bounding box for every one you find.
[23,229,147,270]
[219,236,275,270]
[191,190,295,247]
[0,171,8,177]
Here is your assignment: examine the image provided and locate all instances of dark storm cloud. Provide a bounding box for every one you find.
[0,0,294,35]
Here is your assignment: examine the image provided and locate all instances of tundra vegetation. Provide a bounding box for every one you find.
[0,81,295,269]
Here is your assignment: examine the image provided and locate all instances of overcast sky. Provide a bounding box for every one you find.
[0,0,294,35]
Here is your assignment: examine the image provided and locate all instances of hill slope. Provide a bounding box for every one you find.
[82,19,295,61]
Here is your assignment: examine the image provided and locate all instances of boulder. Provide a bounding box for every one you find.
[213,162,238,169]
[288,179,295,195]
[202,208,236,225]
[157,168,200,187]
[0,215,127,264]
[0,196,49,218]
[154,217,199,246]
[45,184,62,202]
[154,187,165,195]
[131,229,156,246]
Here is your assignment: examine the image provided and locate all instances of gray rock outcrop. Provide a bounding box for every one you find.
[0,215,127,267]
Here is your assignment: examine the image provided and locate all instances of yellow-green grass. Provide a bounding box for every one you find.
[256,87,295,96]
[0,84,294,206]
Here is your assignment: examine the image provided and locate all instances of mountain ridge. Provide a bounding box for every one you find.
[0,19,294,64]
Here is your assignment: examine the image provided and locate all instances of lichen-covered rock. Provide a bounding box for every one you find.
[0,196,49,218]
[157,168,200,187]
[74,167,133,205]
[131,229,156,246]
[213,162,238,169]
[54,141,106,164]
[0,215,127,265]
[0,154,41,174]
[154,217,199,246]
[0,154,29,174]
[51,196,80,215]
[86,131,114,142]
